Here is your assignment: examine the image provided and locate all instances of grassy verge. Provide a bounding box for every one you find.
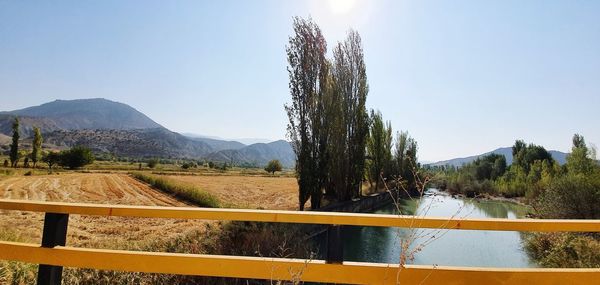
[130,172,221,208]
[0,230,37,284]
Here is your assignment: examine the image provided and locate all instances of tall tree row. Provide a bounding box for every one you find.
[286,18,369,210]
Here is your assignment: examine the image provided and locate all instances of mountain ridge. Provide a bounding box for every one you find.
[429,147,568,167]
[205,140,295,168]
[0,98,294,167]
[0,98,163,137]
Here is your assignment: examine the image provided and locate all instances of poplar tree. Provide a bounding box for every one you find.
[366,110,392,191]
[567,134,595,175]
[394,131,418,190]
[285,17,329,210]
[9,117,19,168]
[330,30,369,200]
[31,127,43,168]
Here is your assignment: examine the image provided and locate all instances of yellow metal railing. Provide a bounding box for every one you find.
[0,199,599,284]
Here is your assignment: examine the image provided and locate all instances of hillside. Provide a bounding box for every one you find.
[0,133,10,144]
[43,128,214,159]
[206,140,295,168]
[429,147,568,167]
[0,98,162,137]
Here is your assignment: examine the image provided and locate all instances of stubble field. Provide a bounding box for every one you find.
[0,173,208,249]
[164,174,302,210]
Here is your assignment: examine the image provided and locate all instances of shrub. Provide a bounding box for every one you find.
[59,146,95,169]
[264,159,283,174]
[535,174,600,219]
[181,162,196,169]
[42,151,61,169]
[131,172,220,208]
[146,158,159,169]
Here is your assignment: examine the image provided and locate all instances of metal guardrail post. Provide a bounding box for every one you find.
[326,225,343,264]
[37,213,69,285]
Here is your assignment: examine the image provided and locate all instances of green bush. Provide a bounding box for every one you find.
[535,174,600,219]
[59,146,95,169]
[264,159,282,174]
[131,172,220,208]
[146,158,159,169]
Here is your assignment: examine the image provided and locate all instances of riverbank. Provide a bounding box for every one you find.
[447,191,529,207]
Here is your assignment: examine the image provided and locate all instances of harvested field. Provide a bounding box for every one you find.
[165,174,303,210]
[0,173,187,206]
[0,173,208,249]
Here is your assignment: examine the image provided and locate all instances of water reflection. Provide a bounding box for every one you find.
[336,189,537,267]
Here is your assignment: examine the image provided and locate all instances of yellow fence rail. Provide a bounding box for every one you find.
[0,198,599,285]
[1,199,599,232]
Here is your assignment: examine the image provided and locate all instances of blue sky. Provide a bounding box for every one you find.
[1,0,599,162]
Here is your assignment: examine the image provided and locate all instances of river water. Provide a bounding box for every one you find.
[331,189,536,267]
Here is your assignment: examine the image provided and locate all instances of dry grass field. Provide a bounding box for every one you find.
[0,173,209,249]
[0,171,309,283]
[164,174,302,210]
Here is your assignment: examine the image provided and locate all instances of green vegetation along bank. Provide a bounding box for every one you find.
[432,134,600,268]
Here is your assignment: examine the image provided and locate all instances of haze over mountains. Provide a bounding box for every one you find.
[1,98,571,169]
[0,98,295,167]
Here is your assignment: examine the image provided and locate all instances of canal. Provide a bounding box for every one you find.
[325,189,536,267]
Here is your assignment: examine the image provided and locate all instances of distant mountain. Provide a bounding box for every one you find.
[429,147,568,167]
[0,98,294,167]
[206,140,295,168]
[233,138,274,145]
[185,136,246,152]
[0,114,64,139]
[548,150,568,165]
[181,133,224,140]
[182,133,273,145]
[0,98,162,137]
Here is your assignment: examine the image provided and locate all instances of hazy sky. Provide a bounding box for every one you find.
[1,0,599,162]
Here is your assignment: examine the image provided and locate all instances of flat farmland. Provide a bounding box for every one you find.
[0,173,208,249]
[165,174,302,210]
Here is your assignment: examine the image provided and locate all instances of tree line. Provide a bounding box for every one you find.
[3,117,94,169]
[285,17,418,210]
[433,134,598,200]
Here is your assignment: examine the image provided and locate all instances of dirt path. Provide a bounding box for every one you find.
[0,173,207,249]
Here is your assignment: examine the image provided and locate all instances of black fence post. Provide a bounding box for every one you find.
[37,212,69,285]
[326,225,343,264]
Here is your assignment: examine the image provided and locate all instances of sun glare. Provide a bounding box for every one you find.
[329,0,357,15]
